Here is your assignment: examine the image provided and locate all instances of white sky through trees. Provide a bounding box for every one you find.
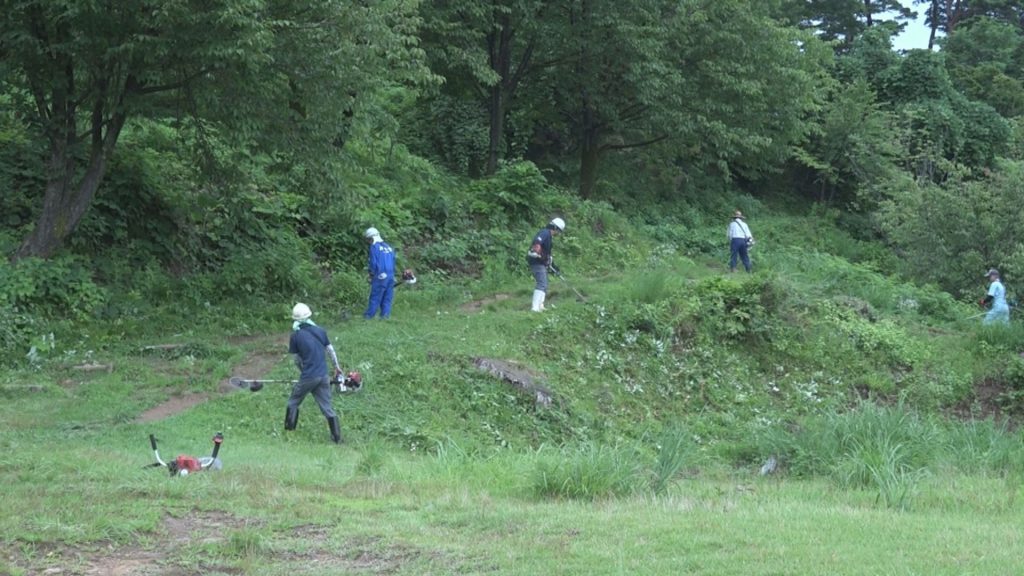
[890,0,941,50]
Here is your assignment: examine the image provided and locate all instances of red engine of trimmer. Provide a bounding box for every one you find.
[147,432,224,477]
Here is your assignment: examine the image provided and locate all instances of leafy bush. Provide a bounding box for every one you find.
[691,275,781,343]
[0,304,37,366]
[0,257,106,321]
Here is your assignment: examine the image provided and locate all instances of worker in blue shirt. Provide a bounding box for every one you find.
[982,268,1010,325]
[364,227,397,319]
[287,303,344,443]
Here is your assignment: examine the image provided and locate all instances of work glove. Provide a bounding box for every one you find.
[334,368,342,381]
[548,261,560,274]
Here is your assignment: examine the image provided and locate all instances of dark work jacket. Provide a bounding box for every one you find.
[289,324,331,380]
[526,228,553,267]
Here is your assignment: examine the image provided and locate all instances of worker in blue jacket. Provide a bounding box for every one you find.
[363,227,397,319]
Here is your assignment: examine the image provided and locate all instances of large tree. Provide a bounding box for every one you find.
[537,0,829,198]
[783,0,915,48]
[417,0,546,175]
[1,0,431,259]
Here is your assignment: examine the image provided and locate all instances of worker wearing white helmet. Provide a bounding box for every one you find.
[364,227,397,319]
[526,217,566,312]
[286,302,344,443]
[981,269,1010,325]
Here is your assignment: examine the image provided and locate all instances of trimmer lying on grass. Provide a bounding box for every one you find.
[145,432,223,477]
[229,371,363,393]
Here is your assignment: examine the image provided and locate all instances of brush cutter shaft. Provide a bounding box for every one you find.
[551,268,587,301]
[230,377,295,386]
[230,374,363,393]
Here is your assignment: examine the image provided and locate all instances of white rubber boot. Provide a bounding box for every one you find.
[531,290,545,312]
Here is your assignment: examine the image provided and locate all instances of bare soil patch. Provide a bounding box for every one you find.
[951,377,1010,422]
[135,392,211,424]
[4,516,459,576]
[460,293,514,313]
[134,334,287,423]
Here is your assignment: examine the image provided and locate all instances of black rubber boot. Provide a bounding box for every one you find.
[327,416,342,444]
[285,407,299,431]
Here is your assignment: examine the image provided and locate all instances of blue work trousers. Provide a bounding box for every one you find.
[530,263,549,292]
[365,278,395,319]
[984,304,1010,325]
[729,237,752,272]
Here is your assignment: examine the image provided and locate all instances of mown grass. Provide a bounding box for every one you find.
[3,425,1024,574]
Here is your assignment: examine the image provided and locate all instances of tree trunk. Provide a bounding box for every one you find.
[864,0,874,27]
[14,115,126,260]
[579,111,601,199]
[928,0,939,49]
[486,15,513,176]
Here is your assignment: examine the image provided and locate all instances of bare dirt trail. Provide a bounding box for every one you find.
[460,293,514,312]
[134,333,288,424]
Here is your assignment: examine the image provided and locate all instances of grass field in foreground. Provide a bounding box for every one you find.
[2,417,1023,575]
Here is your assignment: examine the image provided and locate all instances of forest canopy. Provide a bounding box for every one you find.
[2,0,1024,299]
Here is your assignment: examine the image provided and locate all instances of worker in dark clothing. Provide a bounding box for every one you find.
[526,218,565,312]
[287,303,344,443]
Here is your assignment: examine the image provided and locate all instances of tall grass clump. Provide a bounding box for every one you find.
[532,443,642,501]
[833,438,928,510]
[762,403,939,509]
[940,419,1024,476]
[630,270,672,304]
[650,426,694,495]
[976,322,1024,352]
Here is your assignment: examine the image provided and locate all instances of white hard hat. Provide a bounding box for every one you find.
[291,302,312,321]
[364,227,380,239]
[550,217,565,231]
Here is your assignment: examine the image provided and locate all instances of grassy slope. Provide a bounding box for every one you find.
[3,213,1024,574]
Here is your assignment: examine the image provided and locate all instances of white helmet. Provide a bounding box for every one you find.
[364,227,380,239]
[550,217,566,231]
[291,302,312,321]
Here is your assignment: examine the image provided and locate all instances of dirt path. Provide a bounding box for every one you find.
[460,292,514,312]
[5,511,453,575]
[134,334,288,424]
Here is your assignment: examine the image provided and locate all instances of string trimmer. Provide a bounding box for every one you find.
[549,264,587,302]
[145,432,223,477]
[396,268,417,287]
[229,371,363,393]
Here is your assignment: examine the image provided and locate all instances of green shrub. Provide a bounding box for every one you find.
[690,275,781,342]
[0,304,37,366]
[0,257,106,321]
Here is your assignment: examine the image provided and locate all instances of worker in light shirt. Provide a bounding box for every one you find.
[727,210,754,273]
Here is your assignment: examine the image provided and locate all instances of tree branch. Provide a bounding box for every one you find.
[599,134,669,152]
[506,39,535,95]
